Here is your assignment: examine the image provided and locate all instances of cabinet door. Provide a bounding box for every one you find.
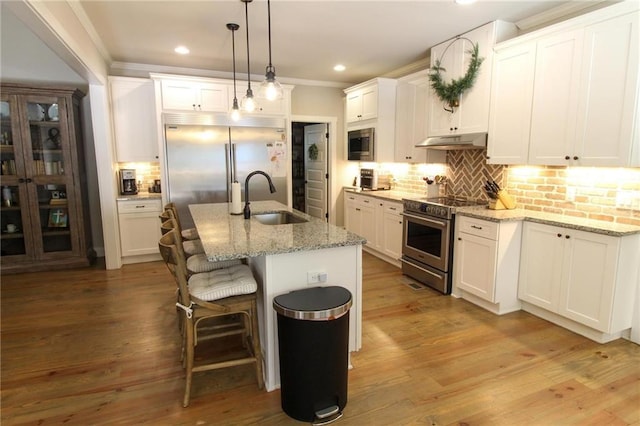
[382,205,403,260]
[574,12,639,166]
[359,197,376,247]
[518,222,564,311]
[345,92,363,123]
[161,80,198,110]
[359,86,378,121]
[559,230,618,332]
[344,194,360,234]
[454,232,497,302]
[487,42,536,165]
[119,211,162,256]
[199,83,228,112]
[110,78,159,162]
[528,30,583,165]
[457,24,494,134]
[428,40,461,137]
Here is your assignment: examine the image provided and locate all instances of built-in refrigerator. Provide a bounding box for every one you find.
[163,114,288,228]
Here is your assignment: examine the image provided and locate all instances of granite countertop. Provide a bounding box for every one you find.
[344,187,424,203]
[116,192,162,201]
[456,206,640,237]
[190,201,366,261]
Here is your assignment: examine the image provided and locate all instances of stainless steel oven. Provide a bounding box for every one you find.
[347,128,374,161]
[401,197,484,294]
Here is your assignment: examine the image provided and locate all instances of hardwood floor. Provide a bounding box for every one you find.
[2,253,638,425]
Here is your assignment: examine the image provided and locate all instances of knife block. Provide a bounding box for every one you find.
[489,190,517,210]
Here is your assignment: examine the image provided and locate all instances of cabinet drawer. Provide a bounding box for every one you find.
[384,202,402,214]
[457,216,499,240]
[118,199,162,214]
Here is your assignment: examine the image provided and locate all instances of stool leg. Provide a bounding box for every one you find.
[250,300,264,390]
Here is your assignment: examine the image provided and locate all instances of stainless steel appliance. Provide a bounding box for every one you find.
[360,168,390,190]
[347,128,374,161]
[401,197,485,294]
[119,169,138,195]
[164,115,287,229]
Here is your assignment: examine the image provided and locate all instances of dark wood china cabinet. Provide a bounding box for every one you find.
[1,84,93,273]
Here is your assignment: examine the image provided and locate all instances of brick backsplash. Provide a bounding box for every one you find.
[380,149,640,226]
[118,162,161,192]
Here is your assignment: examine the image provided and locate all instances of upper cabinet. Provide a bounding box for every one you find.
[160,79,229,112]
[344,78,397,162]
[346,84,378,123]
[428,21,517,138]
[394,71,446,164]
[488,1,640,167]
[109,77,159,162]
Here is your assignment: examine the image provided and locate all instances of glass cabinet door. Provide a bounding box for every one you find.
[23,95,78,258]
[0,97,31,259]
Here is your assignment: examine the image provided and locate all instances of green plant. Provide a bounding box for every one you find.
[308,143,318,160]
[429,41,484,112]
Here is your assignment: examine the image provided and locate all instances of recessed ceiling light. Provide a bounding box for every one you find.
[455,0,477,4]
[174,46,190,55]
[334,64,346,72]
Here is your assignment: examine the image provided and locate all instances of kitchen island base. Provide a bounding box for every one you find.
[248,245,362,391]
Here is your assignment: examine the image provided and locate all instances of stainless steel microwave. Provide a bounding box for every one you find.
[347,128,375,161]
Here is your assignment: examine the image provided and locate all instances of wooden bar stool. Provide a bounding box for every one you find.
[159,229,264,407]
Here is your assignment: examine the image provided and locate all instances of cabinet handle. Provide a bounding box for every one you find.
[557,233,562,237]
[573,156,579,160]
[18,178,25,183]
[471,225,483,230]
[389,207,397,211]
[26,178,32,183]
[458,237,462,240]
[192,104,196,109]
[355,208,361,211]
[135,205,146,209]
[565,155,571,160]
[565,235,570,239]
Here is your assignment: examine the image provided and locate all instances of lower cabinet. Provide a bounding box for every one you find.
[518,221,639,341]
[117,199,162,263]
[453,216,522,314]
[344,192,402,266]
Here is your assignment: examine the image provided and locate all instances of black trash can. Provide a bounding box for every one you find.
[273,286,352,424]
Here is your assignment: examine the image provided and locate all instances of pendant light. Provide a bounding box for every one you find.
[227,23,241,121]
[259,0,283,101]
[240,0,257,112]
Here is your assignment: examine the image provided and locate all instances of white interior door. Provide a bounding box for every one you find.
[304,124,328,220]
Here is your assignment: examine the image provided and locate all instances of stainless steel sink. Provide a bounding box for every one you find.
[253,211,308,225]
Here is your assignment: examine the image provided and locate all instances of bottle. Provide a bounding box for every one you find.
[2,186,12,207]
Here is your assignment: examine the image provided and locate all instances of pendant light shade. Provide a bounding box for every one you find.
[260,0,283,101]
[240,0,257,113]
[227,23,241,121]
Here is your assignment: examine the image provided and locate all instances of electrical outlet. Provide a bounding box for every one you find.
[307,270,327,285]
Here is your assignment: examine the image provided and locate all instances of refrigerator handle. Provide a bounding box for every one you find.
[231,143,238,183]
[225,143,232,201]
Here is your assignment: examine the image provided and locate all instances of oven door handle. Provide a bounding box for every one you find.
[402,212,447,227]
[400,257,443,280]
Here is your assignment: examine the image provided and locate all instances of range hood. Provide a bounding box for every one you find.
[416,132,487,150]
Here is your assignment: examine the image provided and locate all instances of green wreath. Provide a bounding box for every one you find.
[429,40,484,112]
[308,143,318,161]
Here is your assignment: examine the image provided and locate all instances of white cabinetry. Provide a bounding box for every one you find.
[346,84,378,123]
[344,193,376,247]
[518,221,640,342]
[118,199,162,262]
[109,77,159,162]
[395,71,446,163]
[453,216,522,315]
[344,78,397,162]
[344,192,402,266]
[160,79,229,112]
[488,2,640,167]
[428,21,517,137]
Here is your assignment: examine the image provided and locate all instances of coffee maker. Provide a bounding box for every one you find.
[118,169,138,195]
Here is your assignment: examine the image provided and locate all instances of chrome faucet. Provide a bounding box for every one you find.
[244,170,277,219]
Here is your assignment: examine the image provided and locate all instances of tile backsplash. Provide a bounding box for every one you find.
[381,148,640,226]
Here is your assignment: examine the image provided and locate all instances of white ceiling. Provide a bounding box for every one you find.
[75,0,605,86]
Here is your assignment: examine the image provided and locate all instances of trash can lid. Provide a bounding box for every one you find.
[273,286,352,321]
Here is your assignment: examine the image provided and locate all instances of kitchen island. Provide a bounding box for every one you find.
[189,201,365,391]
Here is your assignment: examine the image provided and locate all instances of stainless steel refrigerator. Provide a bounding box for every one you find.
[163,114,288,229]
